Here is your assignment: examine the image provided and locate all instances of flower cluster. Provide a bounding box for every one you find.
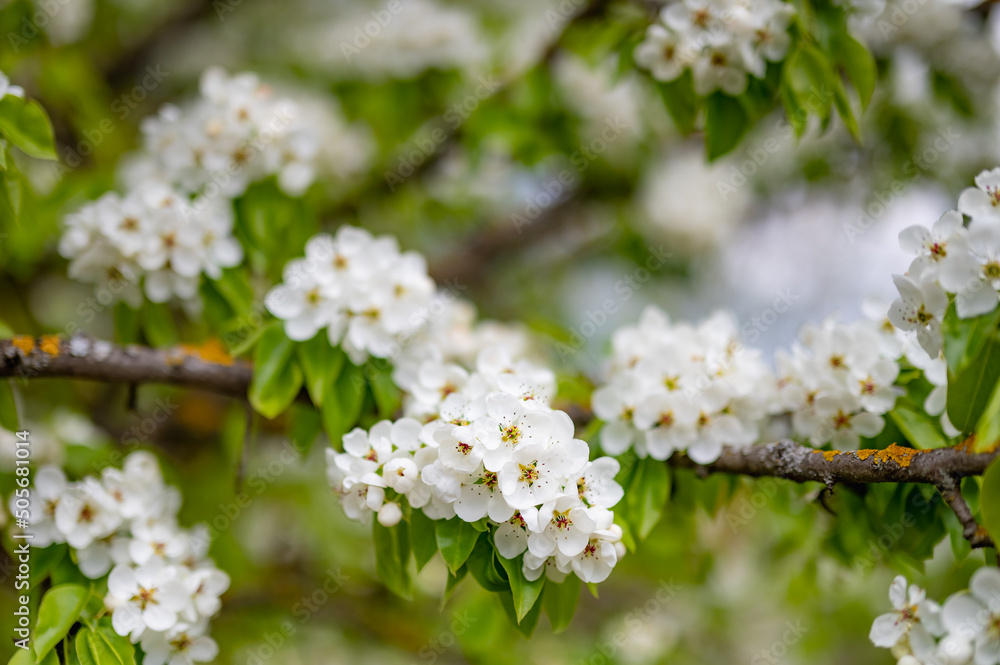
[61,67,371,308]
[890,168,1000,356]
[59,183,241,306]
[265,226,436,364]
[870,572,1000,665]
[592,306,774,464]
[772,317,901,448]
[328,304,625,584]
[634,0,795,96]
[9,452,228,664]
[133,68,327,198]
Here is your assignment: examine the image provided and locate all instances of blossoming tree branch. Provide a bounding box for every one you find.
[2,0,1000,663]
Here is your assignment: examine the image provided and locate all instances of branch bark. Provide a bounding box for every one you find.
[4,334,997,547]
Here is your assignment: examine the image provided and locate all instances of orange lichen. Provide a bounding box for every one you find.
[11,336,35,355]
[811,450,842,462]
[39,335,60,356]
[869,443,923,467]
[179,339,233,366]
[856,449,875,461]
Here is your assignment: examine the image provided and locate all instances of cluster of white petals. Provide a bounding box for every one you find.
[9,451,228,664]
[772,317,901,448]
[132,68,331,198]
[592,307,774,464]
[59,183,240,306]
[265,226,436,365]
[60,67,370,307]
[871,572,1000,665]
[634,0,795,96]
[325,273,625,583]
[890,168,1000,357]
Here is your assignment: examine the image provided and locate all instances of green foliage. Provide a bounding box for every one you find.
[948,335,1000,434]
[496,553,545,623]
[981,461,1000,546]
[73,622,136,665]
[374,519,413,600]
[636,0,875,158]
[248,323,303,419]
[436,518,482,575]
[617,457,670,547]
[0,94,57,160]
[33,584,89,662]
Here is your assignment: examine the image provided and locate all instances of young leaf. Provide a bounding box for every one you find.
[409,509,439,572]
[889,404,949,449]
[435,518,481,575]
[373,519,413,600]
[33,584,89,662]
[141,302,179,348]
[942,303,1000,376]
[624,457,671,540]
[466,537,509,593]
[0,95,57,160]
[249,323,303,419]
[981,461,1000,548]
[834,33,876,110]
[543,576,581,634]
[704,93,749,161]
[297,335,345,408]
[498,581,544,636]
[496,553,545,622]
[367,361,402,418]
[321,362,366,446]
[948,336,1000,433]
[655,71,699,135]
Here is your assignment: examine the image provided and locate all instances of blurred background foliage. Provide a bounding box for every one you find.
[1,0,999,662]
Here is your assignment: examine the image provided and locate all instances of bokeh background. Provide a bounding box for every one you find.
[1,0,999,662]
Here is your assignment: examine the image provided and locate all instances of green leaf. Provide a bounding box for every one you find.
[704,93,749,161]
[0,379,18,431]
[297,335,345,408]
[0,95,57,160]
[947,336,1000,433]
[8,650,56,665]
[367,361,401,418]
[981,460,1000,549]
[780,82,806,138]
[497,554,545,622]
[321,362,365,445]
[543,575,581,633]
[466,537,509,593]
[141,302,178,348]
[34,584,89,662]
[623,457,671,540]
[435,518,481,575]
[890,404,949,449]
[832,78,861,143]
[29,544,67,587]
[976,376,1000,452]
[498,580,544,636]
[248,323,303,419]
[785,45,834,129]
[113,302,141,346]
[373,519,413,600]
[289,403,322,454]
[655,71,698,135]
[942,303,1000,376]
[74,624,135,665]
[409,509,439,572]
[834,33,876,110]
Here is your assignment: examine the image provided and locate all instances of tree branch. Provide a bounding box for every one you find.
[934,474,995,549]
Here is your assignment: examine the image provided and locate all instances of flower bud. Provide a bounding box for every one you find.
[378,502,403,527]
